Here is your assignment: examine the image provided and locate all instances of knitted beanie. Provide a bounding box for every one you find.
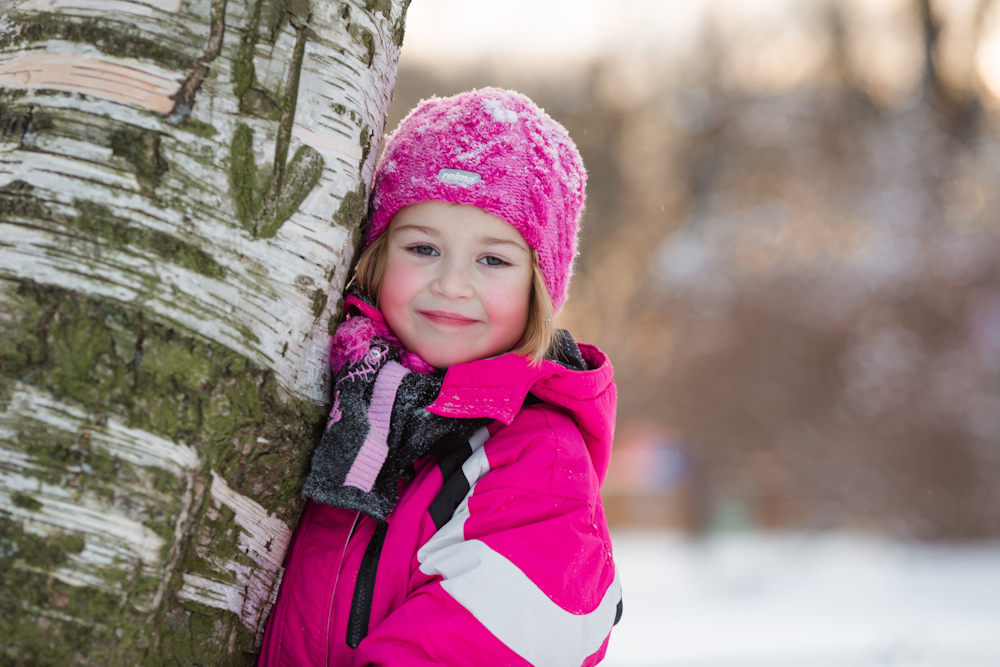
[365,87,587,313]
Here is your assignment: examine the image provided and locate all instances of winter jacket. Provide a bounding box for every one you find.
[258,340,621,667]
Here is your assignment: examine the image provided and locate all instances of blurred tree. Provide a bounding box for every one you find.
[633,0,1000,539]
[919,0,979,134]
[386,0,1000,540]
[389,0,1000,541]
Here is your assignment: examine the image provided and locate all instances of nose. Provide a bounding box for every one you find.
[431,257,473,299]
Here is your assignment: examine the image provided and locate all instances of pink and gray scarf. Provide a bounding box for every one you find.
[302,295,490,521]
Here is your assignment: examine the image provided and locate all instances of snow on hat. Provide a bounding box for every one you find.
[365,87,587,313]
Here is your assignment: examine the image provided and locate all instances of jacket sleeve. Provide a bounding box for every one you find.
[352,405,621,667]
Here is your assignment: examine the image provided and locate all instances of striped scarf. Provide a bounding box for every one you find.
[302,295,489,521]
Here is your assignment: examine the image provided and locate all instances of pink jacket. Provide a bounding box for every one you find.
[259,344,620,666]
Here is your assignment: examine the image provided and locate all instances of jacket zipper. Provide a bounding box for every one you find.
[346,520,388,649]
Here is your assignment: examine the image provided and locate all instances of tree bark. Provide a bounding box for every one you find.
[0,0,407,663]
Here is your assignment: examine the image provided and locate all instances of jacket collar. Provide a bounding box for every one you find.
[428,342,617,484]
[342,293,618,484]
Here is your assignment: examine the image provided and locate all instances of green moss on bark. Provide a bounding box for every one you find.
[71,201,225,279]
[178,119,218,138]
[392,0,412,46]
[348,22,376,67]
[364,0,391,18]
[258,145,324,238]
[286,0,311,22]
[0,181,48,219]
[110,128,169,192]
[0,97,33,141]
[1,111,224,280]
[228,122,262,229]
[258,0,287,39]
[1,282,321,523]
[10,492,43,511]
[310,288,327,319]
[153,599,257,667]
[233,0,283,120]
[229,2,321,238]
[230,131,323,239]
[359,124,372,172]
[0,18,197,72]
[232,28,258,105]
[240,88,283,121]
[0,280,325,663]
[268,22,308,191]
[327,295,344,335]
[0,274,325,664]
[0,517,141,667]
[333,179,367,231]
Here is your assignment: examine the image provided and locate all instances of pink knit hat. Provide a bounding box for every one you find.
[365,87,587,313]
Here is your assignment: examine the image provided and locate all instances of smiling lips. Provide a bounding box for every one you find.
[419,310,480,327]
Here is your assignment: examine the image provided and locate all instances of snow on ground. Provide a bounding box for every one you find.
[604,530,1000,667]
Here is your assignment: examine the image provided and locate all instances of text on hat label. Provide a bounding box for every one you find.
[437,169,482,186]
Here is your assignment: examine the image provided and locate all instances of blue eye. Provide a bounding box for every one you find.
[480,255,510,267]
[409,244,437,256]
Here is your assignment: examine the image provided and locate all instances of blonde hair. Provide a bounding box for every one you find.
[351,236,555,364]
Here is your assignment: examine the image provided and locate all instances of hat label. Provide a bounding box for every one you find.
[437,168,481,186]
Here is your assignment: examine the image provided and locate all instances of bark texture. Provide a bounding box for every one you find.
[0,0,407,664]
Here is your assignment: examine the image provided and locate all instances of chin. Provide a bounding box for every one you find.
[418,346,481,369]
[423,354,469,369]
[415,339,519,369]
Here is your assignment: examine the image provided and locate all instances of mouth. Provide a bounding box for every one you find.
[418,310,480,327]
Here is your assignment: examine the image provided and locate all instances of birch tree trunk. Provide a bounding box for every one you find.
[0,0,407,663]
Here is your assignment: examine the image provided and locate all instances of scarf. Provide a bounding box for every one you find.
[302,295,490,521]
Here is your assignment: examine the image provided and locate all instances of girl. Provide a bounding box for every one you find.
[259,88,621,667]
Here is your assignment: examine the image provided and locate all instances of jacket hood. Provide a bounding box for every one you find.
[333,294,617,485]
[428,344,617,485]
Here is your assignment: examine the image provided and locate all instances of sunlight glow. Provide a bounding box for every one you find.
[399,0,706,72]
[975,3,1000,101]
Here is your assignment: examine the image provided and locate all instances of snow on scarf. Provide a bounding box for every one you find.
[302,294,490,521]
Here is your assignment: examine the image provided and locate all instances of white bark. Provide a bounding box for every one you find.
[177,471,292,634]
[0,0,401,403]
[0,0,406,661]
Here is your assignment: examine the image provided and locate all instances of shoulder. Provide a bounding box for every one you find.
[479,402,601,502]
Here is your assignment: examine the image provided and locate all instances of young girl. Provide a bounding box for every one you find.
[259,88,621,667]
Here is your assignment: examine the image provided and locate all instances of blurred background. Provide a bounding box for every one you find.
[387,1,1000,664]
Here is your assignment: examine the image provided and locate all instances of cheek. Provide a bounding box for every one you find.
[482,277,532,330]
[378,259,420,321]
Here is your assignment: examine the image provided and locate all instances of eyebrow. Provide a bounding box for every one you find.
[391,223,438,236]
[479,236,529,252]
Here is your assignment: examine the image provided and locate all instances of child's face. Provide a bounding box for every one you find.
[379,201,534,368]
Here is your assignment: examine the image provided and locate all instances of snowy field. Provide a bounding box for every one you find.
[603,531,1000,667]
